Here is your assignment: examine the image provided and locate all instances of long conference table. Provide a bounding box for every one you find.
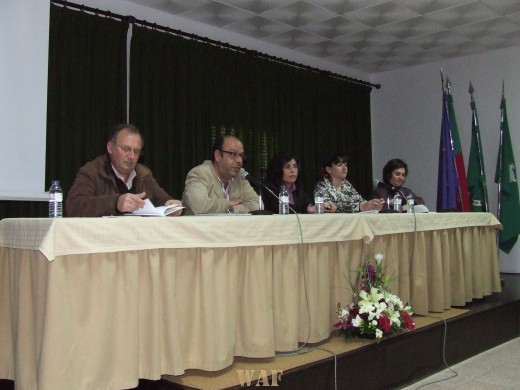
[0,212,501,390]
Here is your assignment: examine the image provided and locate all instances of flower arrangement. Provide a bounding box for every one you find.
[334,253,415,342]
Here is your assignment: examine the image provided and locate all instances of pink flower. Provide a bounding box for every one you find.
[400,311,415,330]
[366,263,376,284]
[349,305,360,317]
[378,315,392,333]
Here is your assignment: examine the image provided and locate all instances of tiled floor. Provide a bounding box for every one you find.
[401,337,520,389]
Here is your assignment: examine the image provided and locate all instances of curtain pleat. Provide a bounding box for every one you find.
[129,26,372,199]
[46,5,128,194]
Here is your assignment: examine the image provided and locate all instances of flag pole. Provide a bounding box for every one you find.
[437,69,456,211]
[494,80,520,253]
[468,82,489,211]
[497,81,504,219]
[440,69,444,91]
[445,76,466,210]
[496,81,505,258]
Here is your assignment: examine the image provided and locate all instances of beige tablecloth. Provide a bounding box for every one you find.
[0,213,501,390]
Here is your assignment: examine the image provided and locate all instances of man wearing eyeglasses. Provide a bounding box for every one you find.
[182,135,259,215]
[66,123,183,217]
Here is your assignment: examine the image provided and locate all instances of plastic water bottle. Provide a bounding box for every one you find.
[48,180,63,218]
[279,186,289,215]
[314,189,324,214]
[393,194,402,213]
[407,194,414,213]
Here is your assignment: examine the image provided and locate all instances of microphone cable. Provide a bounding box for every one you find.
[409,316,458,389]
[260,185,313,356]
[392,187,418,253]
[243,172,335,385]
[391,186,419,306]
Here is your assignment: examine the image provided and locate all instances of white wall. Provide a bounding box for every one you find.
[0,0,50,200]
[79,0,368,80]
[370,46,520,272]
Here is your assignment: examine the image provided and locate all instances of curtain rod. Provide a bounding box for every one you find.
[51,0,381,89]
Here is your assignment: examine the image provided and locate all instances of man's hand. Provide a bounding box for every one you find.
[117,192,146,213]
[229,198,243,207]
[165,199,183,216]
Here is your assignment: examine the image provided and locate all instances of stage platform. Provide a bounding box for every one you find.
[141,272,520,390]
[1,274,518,390]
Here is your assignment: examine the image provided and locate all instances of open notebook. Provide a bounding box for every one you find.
[125,199,184,216]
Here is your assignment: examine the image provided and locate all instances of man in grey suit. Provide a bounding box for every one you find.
[182,135,259,215]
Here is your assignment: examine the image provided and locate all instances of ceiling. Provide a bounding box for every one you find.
[126,0,520,74]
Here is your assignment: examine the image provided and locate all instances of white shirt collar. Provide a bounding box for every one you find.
[111,164,137,189]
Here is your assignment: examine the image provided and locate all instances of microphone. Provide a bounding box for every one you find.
[240,169,264,187]
[376,180,404,197]
[375,179,393,192]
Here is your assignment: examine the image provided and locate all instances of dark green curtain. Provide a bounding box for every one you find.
[46,6,128,197]
[130,26,372,199]
[0,201,48,219]
[1,5,128,219]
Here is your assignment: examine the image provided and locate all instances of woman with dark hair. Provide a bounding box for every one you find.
[263,152,334,214]
[314,152,383,213]
[373,158,424,211]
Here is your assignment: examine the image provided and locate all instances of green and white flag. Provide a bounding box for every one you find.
[495,93,520,253]
[467,83,488,212]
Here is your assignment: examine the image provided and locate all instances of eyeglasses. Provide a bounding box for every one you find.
[221,150,247,160]
[115,142,142,156]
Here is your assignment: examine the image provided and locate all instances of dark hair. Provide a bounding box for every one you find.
[266,152,302,188]
[321,152,349,178]
[211,135,238,162]
[382,158,408,185]
[108,123,142,145]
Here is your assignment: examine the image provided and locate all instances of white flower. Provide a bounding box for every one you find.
[376,301,387,315]
[388,310,401,327]
[359,287,384,305]
[374,253,384,264]
[352,314,363,328]
[358,302,373,317]
[387,294,403,307]
[336,252,415,341]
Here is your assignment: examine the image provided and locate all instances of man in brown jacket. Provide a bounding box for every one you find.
[66,123,182,217]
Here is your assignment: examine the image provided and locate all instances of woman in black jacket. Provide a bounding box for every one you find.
[263,152,334,214]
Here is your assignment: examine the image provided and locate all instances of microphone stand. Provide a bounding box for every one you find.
[375,180,397,213]
[251,187,274,215]
[240,169,274,215]
[377,182,413,214]
[378,187,399,213]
